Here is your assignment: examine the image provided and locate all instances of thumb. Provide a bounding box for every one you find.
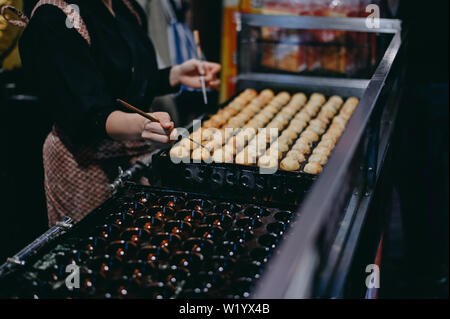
[196,60,205,76]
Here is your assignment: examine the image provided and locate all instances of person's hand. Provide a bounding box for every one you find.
[170,59,221,90]
[141,112,178,144]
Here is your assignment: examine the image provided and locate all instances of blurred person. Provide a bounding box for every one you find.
[0,0,23,70]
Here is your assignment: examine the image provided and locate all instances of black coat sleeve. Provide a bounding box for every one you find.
[19,6,116,145]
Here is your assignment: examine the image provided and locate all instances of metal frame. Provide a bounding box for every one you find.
[234,15,405,298]
[240,14,401,34]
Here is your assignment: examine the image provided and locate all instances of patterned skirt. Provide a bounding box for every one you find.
[43,126,154,226]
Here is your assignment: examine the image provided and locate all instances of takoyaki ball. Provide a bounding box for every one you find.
[278,112,294,122]
[321,133,339,144]
[332,116,347,130]
[243,89,258,99]
[254,139,268,153]
[202,119,215,129]
[291,93,307,105]
[308,154,328,165]
[304,162,323,175]
[233,96,247,105]
[318,108,335,119]
[224,138,237,155]
[341,97,359,114]
[204,140,223,152]
[258,155,279,169]
[201,128,216,141]
[234,136,247,151]
[278,92,291,103]
[308,123,326,136]
[282,129,299,141]
[309,119,327,130]
[252,98,266,109]
[224,127,236,140]
[286,150,306,164]
[322,104,338,117]
[292,141,311,155]
[215,129,228,143]
[170,146,190,161]
[328,95,344,110]
[235,151,257,166]
[246,143,260,156]
[237,115,251,124]
[212,149,233,163]
[211,114,227,126]
[192,148,212,162]
[264,129,280,144]
[273,116,289,126]
[297,136,314,148]
[266,121,284,132]
[249,104,262,113]
[229,102,244,112]
[257,113,272,123]
[236,128,255,144]
[179,138,199,151]
[265,120,276,129]
[260,89,275,100]
[239,109,254,118]
[304,105,319,117]
[309,93,326,105]
[329,123,345,134]
[290,104,303,114]
[266,146,283,160]
[281,107,297,116]
[301,130,320,143]
[318,139,336,149]
[278,135,294,147]
[256,111,272,121]
[327,127,343,139]
[275,142,290,154]
[227,118,242,128]
[223,108,237,117]
[339,111,352,122]
[270,99,284,110]
[257,111,272,120]
[288,119,307,133]
[316,113,331,125]
[243,121,258,130]
[254,119,267,129]
[295,112,311,123]
[280,158,301,172]
[313,146,332,157]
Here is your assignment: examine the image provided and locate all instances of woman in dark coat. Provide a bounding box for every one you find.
[18,0,220,225]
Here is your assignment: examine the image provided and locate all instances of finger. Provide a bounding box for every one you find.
[203,71,214,83]
[152,112,173,129]
[144,122,167,135]
[196,60,205,76]
[142,131,171,143]
[205,62,221,75]
[169,128,179,141]
[207,79,220,90]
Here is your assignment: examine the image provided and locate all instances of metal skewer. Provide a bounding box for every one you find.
[193,30,208,105]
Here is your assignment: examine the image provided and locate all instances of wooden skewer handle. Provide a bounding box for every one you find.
[193,30,203,59]
[116,99,160,123]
